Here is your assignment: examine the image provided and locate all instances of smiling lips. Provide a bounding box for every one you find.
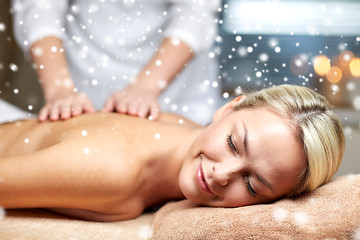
[197,158,215,195]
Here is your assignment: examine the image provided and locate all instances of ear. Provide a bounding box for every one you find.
[212,95,246,122]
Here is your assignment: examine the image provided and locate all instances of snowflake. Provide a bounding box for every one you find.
[83,147,91,155]
[268,38,279,48]
[0,22,5,32]
[182,105,189,112]
[138,225,153,239]
[294,212,309,226]
[33,47,43,56]
[273,207,288,222]
[347,82,356,92]
[9,63,18,72]
[157,79,167,90]
[353,96,360,111]
[237,46,247,57]
[155,60,162,66]
[259,53,269,62]
[154,133,161,140]
[255,71,262,78]
[170,37,180,46]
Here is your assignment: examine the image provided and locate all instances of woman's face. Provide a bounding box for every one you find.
[178,107,306,207]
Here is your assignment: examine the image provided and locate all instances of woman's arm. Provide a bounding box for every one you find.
[0,139,140,217]
[30,37,95,121]
[11,0,94,121]
[103,37,194,120]
[102,0,220,120]
[47,207,143,222]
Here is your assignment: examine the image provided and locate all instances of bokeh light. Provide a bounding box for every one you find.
[349,58,360,77]
[313,55,331,76]
[290,54,309,75]
[339,50,354,67]
[326,66,343,83]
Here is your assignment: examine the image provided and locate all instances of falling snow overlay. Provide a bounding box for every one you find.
[0,0,359,239]
[294,212,309,226]
[273,207,288,222]
[138,225,153,239]
[5,0,222,125]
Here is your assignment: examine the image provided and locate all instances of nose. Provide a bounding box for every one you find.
[212,160,245,186]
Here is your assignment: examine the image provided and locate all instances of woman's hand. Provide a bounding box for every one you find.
[102,84,160,120]
[39,91,95,122]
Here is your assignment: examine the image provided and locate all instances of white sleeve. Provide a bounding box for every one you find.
[163,0,220,53]
[11,0,68,55]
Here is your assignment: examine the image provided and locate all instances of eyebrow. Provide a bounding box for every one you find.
[242,121,274,193]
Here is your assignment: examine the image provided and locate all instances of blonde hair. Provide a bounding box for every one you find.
[233,84,345,197]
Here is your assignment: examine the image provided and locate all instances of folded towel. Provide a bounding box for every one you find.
[0,209,154,240]
[152,174,360,240]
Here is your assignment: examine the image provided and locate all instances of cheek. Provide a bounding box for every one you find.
[220,182,271,207]
[216,183,250,207]
[178,156,198,196]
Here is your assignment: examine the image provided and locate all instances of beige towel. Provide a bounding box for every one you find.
[152,174,360,240]
[0,209,154,240]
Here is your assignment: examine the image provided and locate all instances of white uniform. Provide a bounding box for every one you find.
[12,0,222,125]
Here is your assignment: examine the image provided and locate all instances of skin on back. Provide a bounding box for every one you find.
[0,113,199,221]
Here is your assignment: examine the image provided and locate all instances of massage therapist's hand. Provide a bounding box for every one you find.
[39,90,95,122]
[102,84,160,120]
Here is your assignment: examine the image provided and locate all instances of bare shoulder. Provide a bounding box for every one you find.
[158,113,202,128]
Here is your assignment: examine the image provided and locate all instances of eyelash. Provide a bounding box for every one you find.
[226,133,238,154]
[245,176,257,197]
[227,134,256,197]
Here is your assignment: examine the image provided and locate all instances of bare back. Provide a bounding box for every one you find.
[0,113,199,221]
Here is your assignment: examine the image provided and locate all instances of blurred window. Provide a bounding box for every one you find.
[217,0,360,111]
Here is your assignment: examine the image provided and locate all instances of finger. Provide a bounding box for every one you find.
[102,98,115,113]
[149,103,160,120]
[49,105,61,121]
[38,106,50,122]
[71,104,82,117]
[137,103,150,118]
[60,104,72,120]
[127,100,140,116]
[84,101,95,113]
[116,99,128,114]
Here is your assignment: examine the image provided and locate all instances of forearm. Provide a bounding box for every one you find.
[133,37,194,95]
[30,36,75,102]
[0,144,124,212]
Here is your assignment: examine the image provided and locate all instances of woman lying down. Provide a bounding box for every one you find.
[0,84,345,222]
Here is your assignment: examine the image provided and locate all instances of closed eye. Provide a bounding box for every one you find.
[245,176,257,197]
[227,133,238,154]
